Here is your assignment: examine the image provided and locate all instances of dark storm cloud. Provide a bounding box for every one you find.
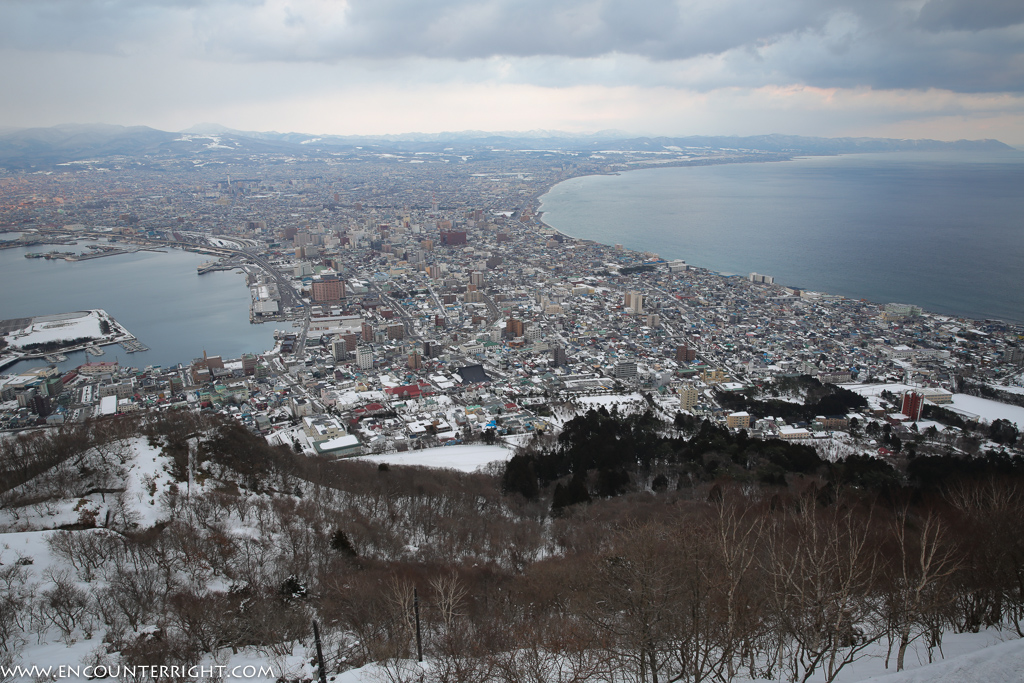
[2,0,1024,94]
[917,0,1024,32]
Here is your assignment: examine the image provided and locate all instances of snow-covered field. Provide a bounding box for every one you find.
[3,310,103,347]
[949,394,1024,430]
[845,383,1024,429]
[355,444,512,472]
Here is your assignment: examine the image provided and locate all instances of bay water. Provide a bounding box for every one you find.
[539,151,1024,324]
[0,240,276,375]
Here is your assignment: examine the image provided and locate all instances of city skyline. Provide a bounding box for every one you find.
[1,0,1023,146]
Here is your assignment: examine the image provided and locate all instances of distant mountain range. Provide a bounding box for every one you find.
[0,123,1015,168]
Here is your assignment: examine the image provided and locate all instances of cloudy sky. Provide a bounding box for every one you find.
[2,0,1023,144]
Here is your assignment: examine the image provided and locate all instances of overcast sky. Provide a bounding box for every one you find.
[2,0,1023,144]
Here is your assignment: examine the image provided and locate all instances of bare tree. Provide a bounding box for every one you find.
[763,498,885,683]
[589,522,678,683]
[40,569,90,645]
[884,508,960,671]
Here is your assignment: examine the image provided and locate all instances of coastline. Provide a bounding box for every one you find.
[527,157,1024,328]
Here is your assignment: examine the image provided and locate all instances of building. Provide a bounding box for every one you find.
[408,351,422,370]
[883,302,922,320]
[313,434,363,459]
[676,345,697,363]
[624,291,644,314]
[387,323,405,340]
[356,345,374,370]
[330,338,349,362]
[919,387,953,404]
[901,390,925,421]
[552,346,568,367]
[439,230,467,246]
[311,273,344,302]
[778,426,812,440]
[614,361,638,380]
[726,412,750,429]
[506,318,525,338]
[749,273,774,284]
[680,385,699,411]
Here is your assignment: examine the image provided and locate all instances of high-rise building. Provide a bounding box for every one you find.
[356,345,373,370]
[330,338,349,362]
[624,291,644,314]
[552,347,567,367]
[408,351,422,370]
[387,323,405,340]
[680,384,699,411]
[901,391,924,421]
[676,345,697,363]
[506,318,525,338]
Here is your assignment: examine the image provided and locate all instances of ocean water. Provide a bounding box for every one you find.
[0,242,276,374]
[539,151,1024,323]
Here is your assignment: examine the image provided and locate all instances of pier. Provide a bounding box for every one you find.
[68,247,140,261]
[121,338,149,353]
[197,259,236,274]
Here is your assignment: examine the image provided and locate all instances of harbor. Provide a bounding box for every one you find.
[120,338,149,353]
[0,238,277,375]
[0,310,145,371]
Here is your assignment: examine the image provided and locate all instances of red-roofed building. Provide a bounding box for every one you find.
[385,383,433,400]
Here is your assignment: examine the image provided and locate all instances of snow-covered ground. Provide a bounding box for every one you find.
[355,444,512,472]
[0,437,172,532]
[948,394,1024,430]
[845,383,1024,429]
[573,392,647,410]
[3,310,103,347]
[855,636,1024,683]
[2,430,1023,683]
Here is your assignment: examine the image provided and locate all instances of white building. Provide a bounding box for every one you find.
[356,345,374,370]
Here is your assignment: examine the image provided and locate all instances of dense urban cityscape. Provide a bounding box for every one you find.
[0,138,1022,457]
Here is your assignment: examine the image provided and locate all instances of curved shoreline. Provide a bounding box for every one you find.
[527,159,1022,327]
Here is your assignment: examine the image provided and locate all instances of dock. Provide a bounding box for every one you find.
[67,247,139,261]
[198,259,236,274]
[121,338,149,353]
[26,251,76,260]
